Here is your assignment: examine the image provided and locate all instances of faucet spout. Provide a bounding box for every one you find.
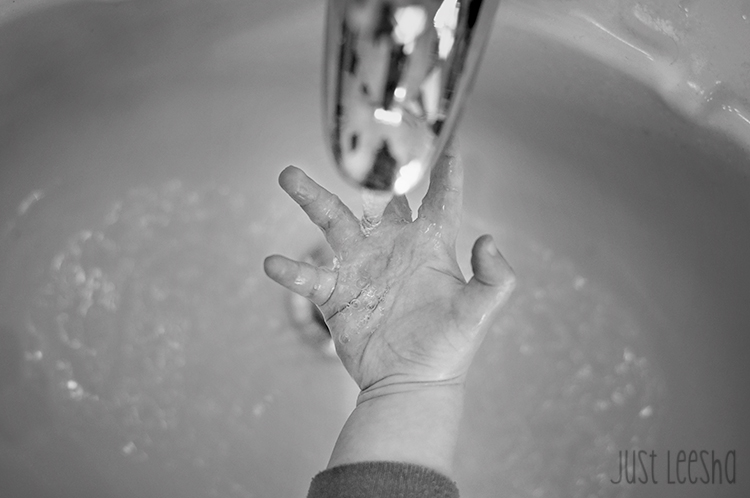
[323,0,501,195]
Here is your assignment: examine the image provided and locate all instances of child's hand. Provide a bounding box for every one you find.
[264,146,515,402]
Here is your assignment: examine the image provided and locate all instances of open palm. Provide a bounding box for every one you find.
[264,147,515,400]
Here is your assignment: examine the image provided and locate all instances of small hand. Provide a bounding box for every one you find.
[264,145,515,401]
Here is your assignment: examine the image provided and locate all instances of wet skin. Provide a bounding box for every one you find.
[263,143,516,401]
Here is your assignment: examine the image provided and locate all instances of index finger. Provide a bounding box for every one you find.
[279,166,364,252]
[417,139,463,241]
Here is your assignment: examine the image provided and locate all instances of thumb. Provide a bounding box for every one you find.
[460,234,516,325]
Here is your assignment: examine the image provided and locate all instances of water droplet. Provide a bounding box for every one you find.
[66,379,84,400]
[677,0,695,15]
[623,348,636,362]
[24,350,43,361]
[422,222,437,235]
[356,276,370,288]
[573,276,586,290]
[252,402,266,417]
[17,189,45,216]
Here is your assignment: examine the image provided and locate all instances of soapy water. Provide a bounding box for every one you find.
[13,180,663,497]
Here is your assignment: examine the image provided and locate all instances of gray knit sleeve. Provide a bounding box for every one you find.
[306,461,460,498]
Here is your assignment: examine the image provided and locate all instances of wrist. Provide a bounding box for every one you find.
[328,384,465,477]
[356,378,466,405]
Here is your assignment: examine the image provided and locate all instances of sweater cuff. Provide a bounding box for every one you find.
[307,461,460,498]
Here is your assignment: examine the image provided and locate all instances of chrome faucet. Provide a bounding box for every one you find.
[323,0,501,195]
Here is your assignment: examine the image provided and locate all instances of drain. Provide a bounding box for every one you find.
[288,245,336,358]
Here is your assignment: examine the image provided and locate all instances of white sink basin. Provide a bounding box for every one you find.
[1,1,748,497]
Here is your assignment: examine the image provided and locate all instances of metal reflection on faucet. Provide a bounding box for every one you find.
[374,108,404,125]
[324,0,502,194]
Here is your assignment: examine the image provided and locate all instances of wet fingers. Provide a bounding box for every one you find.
[279,166,363,251]
[263,255,337,306]
[418,140,463,241]
[459,235,516,325]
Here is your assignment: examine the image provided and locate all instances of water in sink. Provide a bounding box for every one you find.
[3,178,663,498]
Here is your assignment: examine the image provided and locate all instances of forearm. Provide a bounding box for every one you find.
[327,384,465,477]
